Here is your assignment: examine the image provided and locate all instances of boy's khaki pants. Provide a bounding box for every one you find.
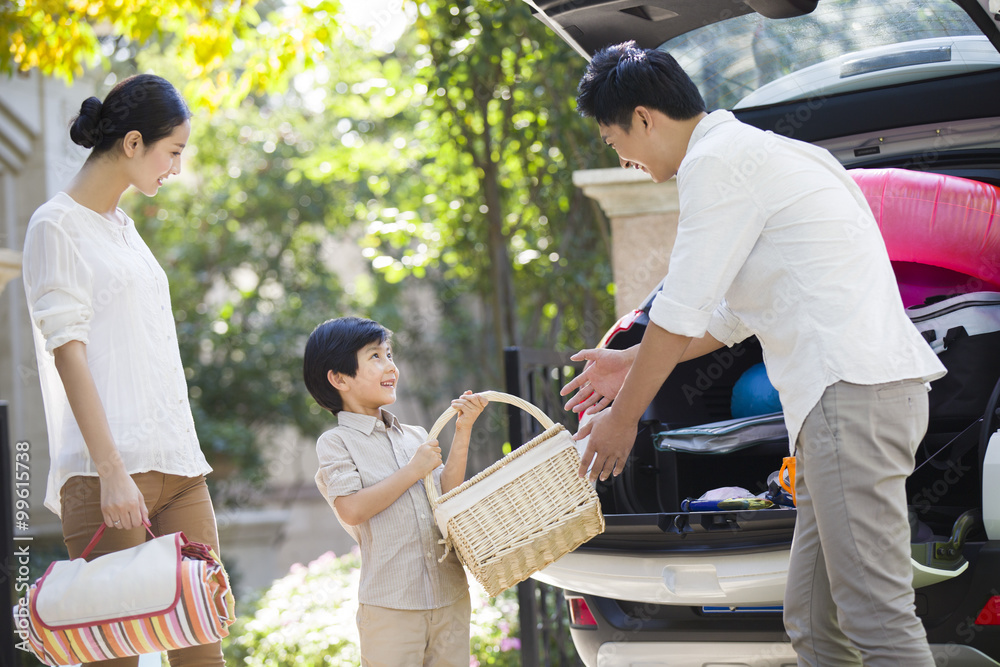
[358,592,472,667]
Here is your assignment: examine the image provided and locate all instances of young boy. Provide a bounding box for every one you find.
[561,42,945,666]
[303,316,487,667]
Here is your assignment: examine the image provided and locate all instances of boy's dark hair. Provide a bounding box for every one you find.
[70,74,192,155]
[303,317,392,414]
[576,41,706,129]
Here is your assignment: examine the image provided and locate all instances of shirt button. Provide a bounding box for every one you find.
[420,513,426,519]
[426,552,432,558]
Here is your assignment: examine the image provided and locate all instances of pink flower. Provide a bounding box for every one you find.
[500,638,521,652]
[313,551,338,565]
[469,658,480,667]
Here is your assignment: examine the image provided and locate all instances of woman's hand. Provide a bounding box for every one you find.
[560,346,637,415]
[100,469,149,530]
[453,391,488,432]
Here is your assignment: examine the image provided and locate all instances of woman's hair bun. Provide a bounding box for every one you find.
[69,97,104,149]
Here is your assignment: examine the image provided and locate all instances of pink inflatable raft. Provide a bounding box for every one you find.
[850,168,1000,307]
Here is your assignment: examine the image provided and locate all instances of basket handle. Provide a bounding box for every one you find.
[424,390,555,506]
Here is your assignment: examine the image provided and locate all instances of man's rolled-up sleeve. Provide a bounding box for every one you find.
[707,300,753,347]
[649,154,767,339]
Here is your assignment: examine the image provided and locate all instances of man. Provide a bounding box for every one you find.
[561,41,944,667]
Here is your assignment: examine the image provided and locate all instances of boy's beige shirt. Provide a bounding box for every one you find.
[315,408,468,609]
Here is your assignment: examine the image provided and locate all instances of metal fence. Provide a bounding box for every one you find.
[504,347,585,667]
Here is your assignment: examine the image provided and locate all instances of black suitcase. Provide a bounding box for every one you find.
[907,291,1000,427]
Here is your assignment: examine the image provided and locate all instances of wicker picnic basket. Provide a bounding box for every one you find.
[424,390,604,596]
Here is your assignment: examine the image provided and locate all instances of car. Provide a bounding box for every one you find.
[519,0,1000,665]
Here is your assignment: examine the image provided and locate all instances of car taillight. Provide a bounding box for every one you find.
[567,596,597,627]
[975,596,1000,625]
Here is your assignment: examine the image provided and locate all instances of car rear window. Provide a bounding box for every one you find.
[658,0,998,110]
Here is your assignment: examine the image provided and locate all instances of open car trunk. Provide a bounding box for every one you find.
[569,163,1000,591]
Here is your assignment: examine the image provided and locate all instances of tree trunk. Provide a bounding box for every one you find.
[479,98,518,359]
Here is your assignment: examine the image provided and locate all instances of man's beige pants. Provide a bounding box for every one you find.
[784,380,935,667]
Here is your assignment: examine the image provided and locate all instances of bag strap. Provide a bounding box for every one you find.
[80,522,158,560]
[913,417,983,475]
[423,390,554,507]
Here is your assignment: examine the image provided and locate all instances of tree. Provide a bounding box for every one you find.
[8,0,618,485]
[0,0,341,108]
[357,0,618,393]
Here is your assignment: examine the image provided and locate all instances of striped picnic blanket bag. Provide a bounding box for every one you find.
[13,524,235,665]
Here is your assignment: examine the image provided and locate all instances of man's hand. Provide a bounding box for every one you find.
[576,408,637,482]
[560,346,637,415]
[571,324,694,482]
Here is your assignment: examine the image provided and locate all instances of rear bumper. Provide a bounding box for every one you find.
[580,641,999,667]
[532,547,790,606]
[561,542,1000,667]
[593,641,796,667]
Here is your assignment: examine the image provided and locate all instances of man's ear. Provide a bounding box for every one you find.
[328,369,350,392]
[634,106,654,132]
[122,130,143,158]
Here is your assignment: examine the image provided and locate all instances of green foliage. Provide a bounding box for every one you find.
[225,550,362,666]
[469,584,521,667]
[351,0,619,399]
[0,0,342,108]
[224,550,521,666]
[122,78,362,493]
[85,0,616,482]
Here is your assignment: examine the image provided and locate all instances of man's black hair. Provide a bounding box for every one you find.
[576,41,706,129]
[303,317,392,414]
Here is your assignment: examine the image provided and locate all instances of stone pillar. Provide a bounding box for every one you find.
[0,71,95,542]
[573,168,680,318]
[0,248,18,295]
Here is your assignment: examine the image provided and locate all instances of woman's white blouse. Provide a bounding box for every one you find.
[22,192,211,515]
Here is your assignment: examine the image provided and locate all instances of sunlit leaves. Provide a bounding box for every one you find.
[0,0,343,109]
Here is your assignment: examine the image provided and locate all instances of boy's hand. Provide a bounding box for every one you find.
[453,391,488,431]
[409,440,443,477]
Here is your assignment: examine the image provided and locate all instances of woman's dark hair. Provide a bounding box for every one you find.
[69,74,191,154]
[576,41,706,129]
[303,317,392,414]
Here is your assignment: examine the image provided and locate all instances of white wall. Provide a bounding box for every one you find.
[0,71,98,542]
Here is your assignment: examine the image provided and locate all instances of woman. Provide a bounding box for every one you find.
[22,74,224,667]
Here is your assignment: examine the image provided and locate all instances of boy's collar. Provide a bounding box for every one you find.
[337,408,401,435]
